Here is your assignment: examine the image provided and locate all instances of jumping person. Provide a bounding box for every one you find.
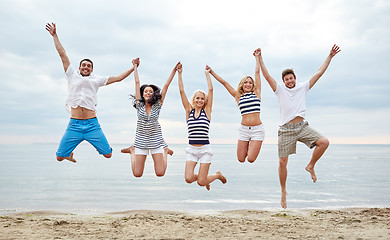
[121,59,177,177]
[258,45,341,208]
[207,49,265,163]
[46,22,136,163]
[177,63,227,190]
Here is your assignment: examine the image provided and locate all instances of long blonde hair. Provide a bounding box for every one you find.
[190,90,207,109]
[237,76,256,95]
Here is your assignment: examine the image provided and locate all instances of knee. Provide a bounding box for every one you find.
[317,137,330,148]
[279,158,288,168]
[247,157,256,163]
[155,170,166,177]
[133,172,143,178]
[185,176,195,184]
[197,179,208,187]
[132,169,144,178]
[56,156,63,161]
[103,153,112,158]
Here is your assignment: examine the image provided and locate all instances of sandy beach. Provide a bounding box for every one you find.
[1,208,389,239]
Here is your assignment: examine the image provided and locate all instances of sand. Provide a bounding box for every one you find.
[1,208,389,239]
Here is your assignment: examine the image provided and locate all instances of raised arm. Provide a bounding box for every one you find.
[106,59,138,85]
[46,23,70,73]
[309,44,341,89]
[177,63,192,116]
[206,65,239,100]
[204,67,213,116]
[160,62,180,103]
[258,48,277,92]
[253,48,262,100]
[133,58,141,101]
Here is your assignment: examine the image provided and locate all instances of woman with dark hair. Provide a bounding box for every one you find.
[121,58,179,177]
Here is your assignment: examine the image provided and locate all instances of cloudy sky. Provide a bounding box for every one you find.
[0,0,389,145]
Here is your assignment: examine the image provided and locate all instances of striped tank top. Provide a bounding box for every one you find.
[238,92,261,115]
[187,108,210,145]
[134,101,168,149]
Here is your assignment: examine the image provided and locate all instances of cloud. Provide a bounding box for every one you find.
[0,0,389,145]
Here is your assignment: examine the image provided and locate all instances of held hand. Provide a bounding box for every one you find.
[205,66,211,74]
[253,48,261,57]
[45,22,56,36]
[132,58,140,67]
[176,62,182,73]
[330,44,341,57]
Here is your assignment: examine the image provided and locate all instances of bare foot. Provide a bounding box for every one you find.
[64,152,76,163]
[216,170,227,184]
[121,146,134,154]
[281,191,287,209]
[165,147,174,156]
[206,184,210,191]
[305,165,317,183]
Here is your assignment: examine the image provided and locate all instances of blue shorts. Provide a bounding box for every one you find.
[56,118,112,157]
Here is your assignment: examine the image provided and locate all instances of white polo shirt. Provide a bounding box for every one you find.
[275,80,310,126]
[65,65,109,113]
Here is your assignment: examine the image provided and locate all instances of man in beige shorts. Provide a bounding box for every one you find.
[257,45,341,208]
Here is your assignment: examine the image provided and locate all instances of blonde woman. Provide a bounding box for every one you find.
[177,63,226,190]
[207,49,264,163]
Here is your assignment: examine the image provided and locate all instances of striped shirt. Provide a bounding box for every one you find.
[134,101,168,149]
[238,92,261,115]
[187,108,210,145]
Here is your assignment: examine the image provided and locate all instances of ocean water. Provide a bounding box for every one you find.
[0,143,389,213]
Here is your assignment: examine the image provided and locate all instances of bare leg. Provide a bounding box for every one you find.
[57,152,77,163]
[122,146,146,177]
[305,137,329,183]
[133,154,147,177]
[198,164,227,191]
[246,140,263,163]
[151,153,167,177]
[185,161,198,184]
[237,140,249,163]
[279,156,289,208]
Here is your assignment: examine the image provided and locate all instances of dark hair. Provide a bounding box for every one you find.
[282,69,296,81]
[133,84,162,108]
[79,59,94,69]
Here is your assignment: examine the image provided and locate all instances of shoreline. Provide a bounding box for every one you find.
[1,207,389,239]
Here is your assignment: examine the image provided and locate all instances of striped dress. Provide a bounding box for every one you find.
[238,92,261,115]
[134,101,168,149]
[187,108,210,145]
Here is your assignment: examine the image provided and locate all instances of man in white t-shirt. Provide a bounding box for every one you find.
[46,22,138,163]
[258,45,341,208]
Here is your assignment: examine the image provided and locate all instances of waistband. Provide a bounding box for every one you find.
[240,124,263,130]
[69,117,98,123]
[280,120,307,129]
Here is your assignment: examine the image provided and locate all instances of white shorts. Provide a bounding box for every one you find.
[135,147,164,156]
[238,124,265,141]
[185,144,213,164]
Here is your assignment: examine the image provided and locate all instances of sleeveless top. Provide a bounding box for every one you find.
[187,108,210,145]
[134,101,168,149]
[238,92,261,115]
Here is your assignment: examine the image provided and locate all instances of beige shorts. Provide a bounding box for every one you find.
[278,121,322,158]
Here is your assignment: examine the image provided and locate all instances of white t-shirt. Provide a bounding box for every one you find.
[65,65,109,113]
[275,80,310,126]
